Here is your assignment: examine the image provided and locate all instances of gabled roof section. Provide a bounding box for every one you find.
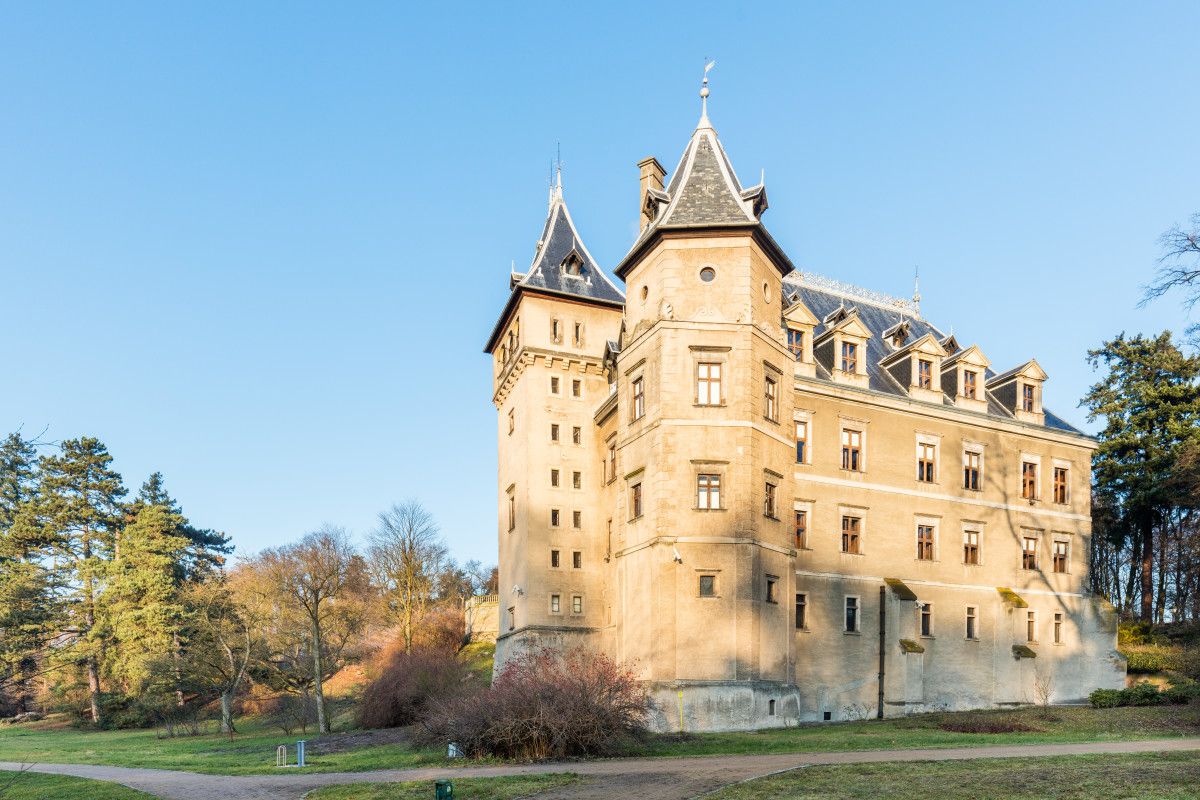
[987,358,1048,386]
[783,297,819,327]
[878,332,947,366]
[814,307,872,344]
[943,343,990,370]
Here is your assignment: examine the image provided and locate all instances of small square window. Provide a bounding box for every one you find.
[699,575,716,597]
[697,474,721,509]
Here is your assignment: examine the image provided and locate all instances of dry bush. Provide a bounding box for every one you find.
[411,606,467,653]
[420,647,652,760]
[938,713,1040,734]
[357,648,476,730]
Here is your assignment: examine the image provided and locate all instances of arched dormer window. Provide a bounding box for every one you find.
[561,250,585,278]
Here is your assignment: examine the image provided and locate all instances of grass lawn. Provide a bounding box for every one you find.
[706,752,1200,799]
[0,770,155,799]
[309,773,579,799]
[635,704,1200,758]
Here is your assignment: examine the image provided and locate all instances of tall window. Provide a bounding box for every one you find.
[763,482,778,518]
[794,510,808,549]
[550,594,561,614]
[551,318,562,343]
[1022,383,1036,412]
[550,549,560,568]
[572,551,581,568]
[795,420,809,463]
[697,474,721,510]
[1021,461,1038,499]
[963,451,981,490]
[507,606,515,631]
[1052,540,1069,573]
[1054,612,1063,644]
[917,358,933,389]
[550,376,560,394]
[841,516,861,554]
[572,510,582,529]
[571,378,581,398]
[916,524,935,560]
[842,429,862,471]
[630,482,643,519]
[550,509,561,527]
[696,363,722,405]
[572,595,583,614]
[963,370,978,399]
[965,606,978,640]
[572,426,581,445]
[787,329,804,359]
[917,442,936,482]
[507,494,516,531]
[508,409,515,434]
[572,471,581,490]
[1026,610,1037,642]
[573,322,583,347]
[963,530,980,565]
[845,597,860,632]
[550,423,560,442]
[764,376,778,421]
[607,443,617,483]
[550,469,560,487]
[699,575,716,597]
[841,341,858,373]
[1022,536,1038,570]
[765,576,778,604]
[920,604,933,637]
[795,593,808,629]
[632,377,645,421]
[1053,467,1069,504]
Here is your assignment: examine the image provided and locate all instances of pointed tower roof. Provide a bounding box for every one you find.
[484,170,624,353]
[616,73,790,279]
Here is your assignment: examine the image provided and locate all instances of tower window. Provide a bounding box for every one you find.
[764,376,778,422]
[697,474,721,510]
[699,574,716,597]
[763,482,778,519]
[632,377,645,420]
[696,362,722,405]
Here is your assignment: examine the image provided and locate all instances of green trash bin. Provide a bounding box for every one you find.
[435,779,454,799]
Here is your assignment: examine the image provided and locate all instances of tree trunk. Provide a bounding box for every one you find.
[172,631,185,708]
[86,655,102,724]
[1140,514,1154,622]
[220,691,236,734]
[311,619,328,734]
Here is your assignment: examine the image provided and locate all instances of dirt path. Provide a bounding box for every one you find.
[3,738,1199,800]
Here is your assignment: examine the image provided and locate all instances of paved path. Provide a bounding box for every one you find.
[3,738,1199,800]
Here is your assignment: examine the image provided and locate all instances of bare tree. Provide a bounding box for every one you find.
[368,501,448,653]
[184,577,254,735]
[1143,212,1200,326]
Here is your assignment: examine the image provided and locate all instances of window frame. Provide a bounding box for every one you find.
[966,606,978,640]
[763,481,778,519]
[550,548,560,568]
[841,428,863,472]
[841,515,862,555]
[962,369,978,400]
[917,358,933,389]
[1026,610,1037,643]
[787,328,805,360]
[793,508,808,549]
[765,575,779,604]
[963,527,981,565]
[697,473,721,510]
[1053,466,1069,504]
[916,523,936,561]
[1021,534,1039,570]
[632,376,645,421]
[844,595,861,633]
[764,375,778,422]
[795,592,808,630]
[1053,612,1063,644]
[841,340,858,374]
[917,441,937,483]
[1021,460,1039,500]
[572,510,582,529]
[920,603,934,637]
[963,448,982,491]
[1052,539,1069,574]
[795,418,809,464]
[698,574,717,598]
[550,594,561,614]
[629,481,643,520]
[696,362,722,406]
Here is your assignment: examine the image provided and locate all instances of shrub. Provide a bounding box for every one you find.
[1089,688,1123,708]
[938,714,1039,734]
[357,648,476,730]
[1088,681,1200,708]
[1123,681,1167,706]
[420,647,653,760]
[1124,645,1184,674]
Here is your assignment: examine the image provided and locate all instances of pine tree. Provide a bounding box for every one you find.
[138,472,232,581]
[34,437,127,724]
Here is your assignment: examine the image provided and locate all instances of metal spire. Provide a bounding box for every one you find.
[913,266,922,317]
[698,60,715,128]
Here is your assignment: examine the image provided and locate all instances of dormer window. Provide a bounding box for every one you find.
[880,332,945,402]
[1022,383,1036,412]
[841,341,858,373]
[787,329,804,359]
[917,359,933,389]
[963,370,978,399]
[561,250,585,277]
[987,359,1047,423]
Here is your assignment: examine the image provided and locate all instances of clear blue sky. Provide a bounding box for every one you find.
[2,2,1197,563]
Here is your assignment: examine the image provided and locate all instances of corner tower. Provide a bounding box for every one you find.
[484,171,624,667]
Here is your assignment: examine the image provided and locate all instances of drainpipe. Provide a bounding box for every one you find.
[877,585,886,720]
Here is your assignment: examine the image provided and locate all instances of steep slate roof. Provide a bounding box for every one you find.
[483,176,624,353]
[784,274,1084,436]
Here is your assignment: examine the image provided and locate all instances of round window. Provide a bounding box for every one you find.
[699,267,716,283]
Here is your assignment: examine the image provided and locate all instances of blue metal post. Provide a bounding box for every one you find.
[296,740,306,768]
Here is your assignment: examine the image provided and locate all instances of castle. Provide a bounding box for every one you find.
[483,82,1124,731]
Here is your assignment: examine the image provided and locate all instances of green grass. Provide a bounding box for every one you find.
[0,718,445,776]
[635,704,1200,758]
[309,773,578,799]
[459,641,496,684]
[706,752,1200,799]
[0,770,155,800]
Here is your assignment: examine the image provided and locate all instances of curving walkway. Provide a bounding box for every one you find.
[3,738,1200,800]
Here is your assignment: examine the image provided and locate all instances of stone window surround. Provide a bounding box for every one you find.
[1052,458,1072,505]
[839,503,868,556]
[839,417,869,473]
[962,440,986,491]
[763,360,783,424]
[962,520,985,566]
[1021,452,1042,501]
[697,569,721,598]
[914,513,941,562]
[915,431,940,484]
[792,499,814,550]
[691,346,730,407]
[1021,528,1043,570]
[691,459,728,511]
[794,408,813,465]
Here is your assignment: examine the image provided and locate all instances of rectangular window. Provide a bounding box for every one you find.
[841,429,862,471]
[766,576,778,604]
[550,376,560,394]
[696,362,722,405]
[607,443,617,483]
[787,329,804,359]
[965,606,978,640]
[845,597,859,632]
[572,510,582,529]
[551,318,561,343]
[572,471,582,490]
[841,341,858,373]
[963,370,978,399]
[508,606,515,631]
[963,530,980,565]
[1053,467,1069,504]
[573,322,583,347]
[508,409,515,434]
[1026,610,1037,643]
[963,450,981,490]
[630,482,643,519]
[508,494,516,531]
[764,376,778,421]
[1054,612,1063,644]
[550,469,560,487]
[632,377,645,420]
[550,423,560,442]
[795,419,808,464]
[572,595,583,614]
[917,358,933,389]
[920,603,933,637]
[550,549,560,568]
[1053,540,1069,573]
[916,524,935,561]
[572,551,581,569]
[550,594,561,614]
[794,510,808,549]
[917,442,936,482]
[1022,383,1036,412]
[550,509,561,527]
[1022,536,1038,570]
[572,426,581,445]
[841,516,861,554]
[697,474,721,510]
[795,593,808,629]
[764,482,778,518]
[1021,461,1038,499]
[699,575,716,597]
[572,378,581,398]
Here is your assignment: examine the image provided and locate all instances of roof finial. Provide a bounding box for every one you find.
[555,142,563,193]
[913,266,922,316]
[698,59,715,128]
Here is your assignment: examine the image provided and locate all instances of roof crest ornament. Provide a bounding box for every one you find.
[913,266,922,317]
[698,59,715,129]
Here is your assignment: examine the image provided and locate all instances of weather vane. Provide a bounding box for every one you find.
[699,59,716,124]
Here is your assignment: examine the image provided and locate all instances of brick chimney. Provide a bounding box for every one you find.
[637,156,666,232]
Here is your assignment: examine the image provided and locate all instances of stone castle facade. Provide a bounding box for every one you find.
[483,92,1124,731]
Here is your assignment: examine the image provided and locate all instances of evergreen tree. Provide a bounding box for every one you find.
[33,437,127,724]
[137,472,232,581]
